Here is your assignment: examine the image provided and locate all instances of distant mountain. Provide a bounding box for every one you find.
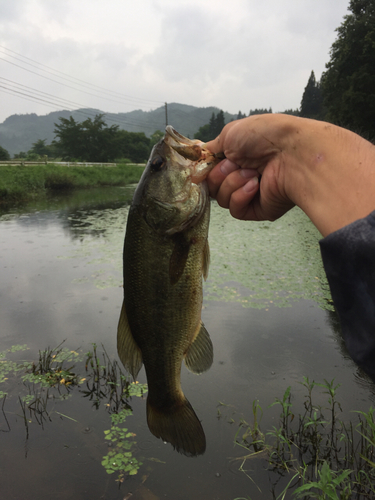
[0,103,237,157]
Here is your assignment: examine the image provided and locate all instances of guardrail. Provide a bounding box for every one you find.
[0,161,146,167]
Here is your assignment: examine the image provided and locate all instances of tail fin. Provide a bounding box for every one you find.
[146,397,206,457]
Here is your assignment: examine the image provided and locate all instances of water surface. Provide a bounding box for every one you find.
[0,187,373,500]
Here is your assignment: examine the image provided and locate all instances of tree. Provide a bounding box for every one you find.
[300,71,324,119]
[117,130,150,163]
[282,109,300,116]
[30,139,51,157]
[0,145,10,160]
[249,108,272,116]
[194,123,211,142]
[194,110,226,142]
[208,112,216,134]
[236,111,247,120]
[214,110,225,135]
[53,116,84,160]
[53,114,124,162]
[53,114,152,162]
[321,0,375,139]
[150,130,164,148]
[14,151,27,159]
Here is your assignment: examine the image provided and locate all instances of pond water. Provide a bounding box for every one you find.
[0,187,374,500]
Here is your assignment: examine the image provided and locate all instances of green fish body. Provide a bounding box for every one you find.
[117,126,222,456]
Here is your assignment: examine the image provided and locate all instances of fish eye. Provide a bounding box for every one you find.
[150,156,165,171]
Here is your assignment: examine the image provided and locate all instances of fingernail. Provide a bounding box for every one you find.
[220,159,239,175]
[239,168,258,178]
[243,176,259,193]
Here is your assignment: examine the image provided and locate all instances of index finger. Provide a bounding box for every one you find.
[207,159,240,198]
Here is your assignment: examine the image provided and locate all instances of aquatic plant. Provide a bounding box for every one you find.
[0,344,29,398]
[101,408,143,480]
[0,342,147,484]
[83,345,147,480]
[82,343,147,412]
[21,342,83,388]
[206,205,333,311]
[231,378,375,499]
[293,462,352,499]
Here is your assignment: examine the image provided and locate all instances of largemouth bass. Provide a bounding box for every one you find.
[117,126,223,456]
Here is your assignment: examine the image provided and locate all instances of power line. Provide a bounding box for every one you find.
[0,77,165,130]
[0,45,164,107]
[0,46,217,134]
[0,77,90,110]
[0,56,163,112]
[0,85,164,133]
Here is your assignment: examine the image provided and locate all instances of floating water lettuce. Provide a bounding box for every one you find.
[206,204,332,310]
[62,201,332,310]
[102,405,145,479]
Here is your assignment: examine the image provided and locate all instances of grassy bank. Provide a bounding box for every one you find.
[0,163,144,205]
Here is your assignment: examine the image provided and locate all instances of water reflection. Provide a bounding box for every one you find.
[0,187,375,500]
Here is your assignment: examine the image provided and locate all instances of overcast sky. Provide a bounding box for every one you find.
[0,0,350,124]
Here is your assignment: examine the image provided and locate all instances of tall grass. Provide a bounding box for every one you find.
[0,163,144,204]
[232,378,375,499]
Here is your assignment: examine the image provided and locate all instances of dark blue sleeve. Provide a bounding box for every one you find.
[319,211,375,381]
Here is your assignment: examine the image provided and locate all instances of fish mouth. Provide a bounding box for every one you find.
[149,126,225,235]
[164,126,224,184]
[165,126,203,163]
[165,125,204,147]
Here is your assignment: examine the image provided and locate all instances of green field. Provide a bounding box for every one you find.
[0,163,144,205]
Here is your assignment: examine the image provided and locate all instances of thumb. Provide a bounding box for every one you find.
[204,135,222,155]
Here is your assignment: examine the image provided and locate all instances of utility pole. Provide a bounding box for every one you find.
[165,102,168,127]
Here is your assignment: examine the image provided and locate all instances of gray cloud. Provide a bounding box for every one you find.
[0,0,349,123]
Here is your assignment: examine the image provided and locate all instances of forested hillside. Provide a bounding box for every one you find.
[0,103,236,157]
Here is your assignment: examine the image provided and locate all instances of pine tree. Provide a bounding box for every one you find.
[249,108,272,116]
[321,0,375,139]
[300,71,324,119]
[194,111,226,142]
[214,110,225,136]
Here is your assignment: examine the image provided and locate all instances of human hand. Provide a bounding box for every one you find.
[206,114,295,222]
[205,113,375,236]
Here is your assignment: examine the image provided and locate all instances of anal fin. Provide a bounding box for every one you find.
[117,300,143,380]
[184,321,213,374]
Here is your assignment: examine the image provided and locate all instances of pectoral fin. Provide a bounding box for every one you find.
[117,300,143,380]
[184,321,213,374]
[169,234,190,285]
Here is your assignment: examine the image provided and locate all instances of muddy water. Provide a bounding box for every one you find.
[0,187,374,500]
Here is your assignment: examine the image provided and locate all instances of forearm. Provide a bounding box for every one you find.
[272,117,375,236]
[206,114,375,236]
